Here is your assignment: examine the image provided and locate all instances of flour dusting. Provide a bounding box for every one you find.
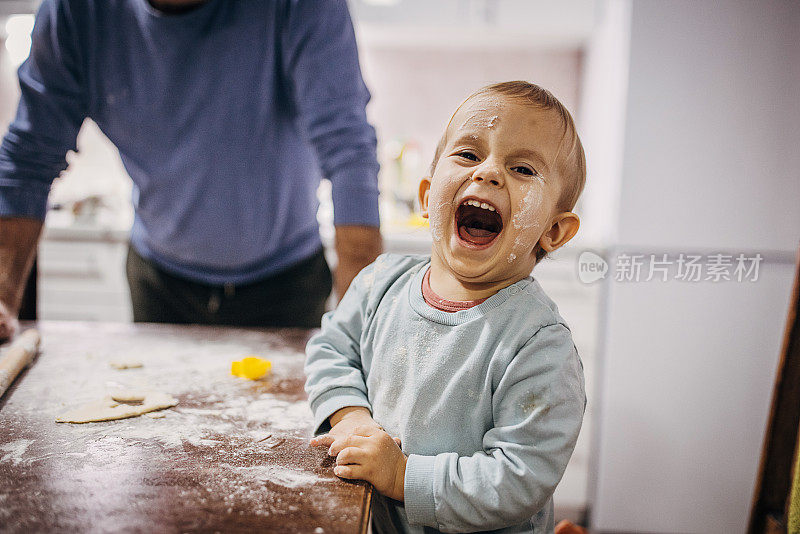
[428,201,450,241]
[244,399,313,430]
[511,186,542,231]
[0,323,368,530]
[228,464,322,488]
[513,233,536,252]
[0,439,34,464]
[361,271,375,289]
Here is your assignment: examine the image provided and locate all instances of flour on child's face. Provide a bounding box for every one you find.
[421,94,565,285]
[457,107,500,131]
[428,200,451,242]
[508,184,545,262]
[511,183,543,231]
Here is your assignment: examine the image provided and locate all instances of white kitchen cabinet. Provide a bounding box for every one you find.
[536,250,601,517]
[37,228,132,323]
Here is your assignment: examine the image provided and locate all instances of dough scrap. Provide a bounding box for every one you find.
[110,390,147,403]
[56,391,178,423]
[110,360,143,370]
[145,412,167,419]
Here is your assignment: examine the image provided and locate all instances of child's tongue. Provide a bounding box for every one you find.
[458,224,497,246]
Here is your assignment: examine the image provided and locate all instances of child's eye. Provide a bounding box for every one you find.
[456,151,479,162]
[512,165,538,177]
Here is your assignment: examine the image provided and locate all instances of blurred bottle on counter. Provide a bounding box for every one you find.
[379,138,428,229]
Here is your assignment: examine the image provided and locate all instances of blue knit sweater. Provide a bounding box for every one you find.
[0,0,379,284]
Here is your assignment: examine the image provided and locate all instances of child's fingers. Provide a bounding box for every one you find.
[328,434,370,457]
[333,463,365,480]
[352,423,382,436]
[335,446,368,466]
[309,434,334,447]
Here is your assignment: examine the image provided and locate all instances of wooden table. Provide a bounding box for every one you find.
[0,322,371,533]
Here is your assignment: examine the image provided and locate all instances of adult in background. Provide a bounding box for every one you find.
[0,0,382,338]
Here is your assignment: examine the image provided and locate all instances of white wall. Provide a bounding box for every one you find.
[358,46,582,180]
[575,0,630,247]
[615,1,800,252]
[589,1,800,532]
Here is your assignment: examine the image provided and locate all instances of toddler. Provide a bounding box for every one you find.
[305,81,586,534]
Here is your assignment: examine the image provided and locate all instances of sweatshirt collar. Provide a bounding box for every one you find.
[408,261,536,326]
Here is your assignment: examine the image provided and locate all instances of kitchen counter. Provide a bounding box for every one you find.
[0,322,371,534]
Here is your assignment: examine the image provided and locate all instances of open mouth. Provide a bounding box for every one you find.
[455,199,503,247]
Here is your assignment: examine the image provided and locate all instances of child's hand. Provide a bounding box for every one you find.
[309,406,402,449]
[309,406,382,449]
[328,425,407,502]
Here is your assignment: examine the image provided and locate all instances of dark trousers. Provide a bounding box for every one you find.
[19,256,37,321]
[126,245,332,328]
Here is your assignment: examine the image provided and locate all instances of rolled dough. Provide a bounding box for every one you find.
[56,391,178,423]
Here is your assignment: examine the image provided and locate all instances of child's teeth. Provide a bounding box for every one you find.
[465,199,495,211]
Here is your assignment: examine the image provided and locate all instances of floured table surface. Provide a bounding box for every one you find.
[0,321,371,534]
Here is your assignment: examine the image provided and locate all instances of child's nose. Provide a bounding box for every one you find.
[471,161,504,187]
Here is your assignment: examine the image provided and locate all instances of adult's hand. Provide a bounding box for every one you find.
[0,217,43,340]
[0,299,19,341]
[334,225,382,300]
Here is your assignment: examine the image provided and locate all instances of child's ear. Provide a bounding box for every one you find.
[418,178,431,218]
[539,212,580,254]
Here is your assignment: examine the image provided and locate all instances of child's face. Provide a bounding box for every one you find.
[419,94,577,287]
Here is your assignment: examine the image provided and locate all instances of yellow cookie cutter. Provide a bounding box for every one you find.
[231,356,272,380]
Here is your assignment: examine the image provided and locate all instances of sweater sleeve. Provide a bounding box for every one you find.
[0,0,87,219]
[404,323,586,532]
[280,0,380,227]
[304,261,376,435]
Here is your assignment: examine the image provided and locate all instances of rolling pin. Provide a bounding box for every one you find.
[0,329,40,399]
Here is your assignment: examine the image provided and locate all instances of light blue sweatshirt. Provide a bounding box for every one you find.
[304,254,586,534]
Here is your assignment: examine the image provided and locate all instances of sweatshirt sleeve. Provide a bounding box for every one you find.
[0,0,88,219]
[404,323,586,532]
[304,261,376,435]
[280,0,380,227]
